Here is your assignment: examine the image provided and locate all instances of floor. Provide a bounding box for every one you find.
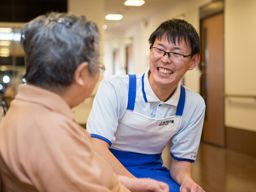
[192,143,256,192]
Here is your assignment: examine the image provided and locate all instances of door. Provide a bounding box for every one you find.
[200,13,225,146]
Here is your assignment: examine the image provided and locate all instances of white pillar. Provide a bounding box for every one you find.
[68,0,105,124]
[68,0,105,50]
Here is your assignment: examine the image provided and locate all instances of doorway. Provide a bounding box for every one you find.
[200,8,225,146]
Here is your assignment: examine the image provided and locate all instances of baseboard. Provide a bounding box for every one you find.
[227,126,256,157]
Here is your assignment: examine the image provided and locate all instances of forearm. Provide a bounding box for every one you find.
[170,159,192,185]
[170,159,205,191]
[91,138,135,177]
[101,149,135,177]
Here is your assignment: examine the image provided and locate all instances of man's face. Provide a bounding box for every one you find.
[149,35,199,89]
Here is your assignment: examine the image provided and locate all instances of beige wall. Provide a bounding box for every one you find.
[68,0,105,27]
[68,0,105,60]
[69,0,256,132]
[225,0,256,131]
[68,0,105,124]
[104,0,209,90]
[105,0,256,132]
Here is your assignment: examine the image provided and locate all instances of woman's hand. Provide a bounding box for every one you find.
[118,175,169,192]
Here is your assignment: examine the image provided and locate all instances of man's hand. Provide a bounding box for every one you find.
[170,160,205,192]
[118,175,169,192]
[179,177,205,192]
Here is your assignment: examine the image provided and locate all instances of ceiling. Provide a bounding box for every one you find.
[0,0,224,58]
[0,0,172,33]
[104,0,172,33]
[104,0,224,33]
[0,0,224,31]
[0,0,67,22]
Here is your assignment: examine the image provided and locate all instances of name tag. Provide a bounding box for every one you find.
[158,120,174,126]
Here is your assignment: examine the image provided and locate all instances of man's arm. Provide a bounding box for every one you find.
[170,159,205,192]
[91,138,135,177]
[87,78,133,177]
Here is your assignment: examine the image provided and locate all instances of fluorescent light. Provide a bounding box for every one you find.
[105,14,123,21]
[0,41,11,46]
[0,28,12,33]
[0,48,10,57]
[124,0,145,6]
[0,32,21,41]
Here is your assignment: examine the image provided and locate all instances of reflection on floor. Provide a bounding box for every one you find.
[192,143,256,192]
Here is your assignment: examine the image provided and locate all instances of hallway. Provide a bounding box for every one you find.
[192,143,256,192]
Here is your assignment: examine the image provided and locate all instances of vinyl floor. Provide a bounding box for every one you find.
[192,143,256,192]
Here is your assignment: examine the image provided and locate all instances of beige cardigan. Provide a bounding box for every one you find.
[0,85,130,192]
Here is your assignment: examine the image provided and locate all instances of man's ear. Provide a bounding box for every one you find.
[189,54,200,70]
[74,62,88,86]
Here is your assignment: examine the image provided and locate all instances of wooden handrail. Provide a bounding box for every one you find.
[225,94,256,99]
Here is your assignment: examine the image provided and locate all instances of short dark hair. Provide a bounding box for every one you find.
[149,19,200,55]
[20,12,99,91]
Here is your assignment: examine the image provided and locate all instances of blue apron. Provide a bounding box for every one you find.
[111,74,185,192]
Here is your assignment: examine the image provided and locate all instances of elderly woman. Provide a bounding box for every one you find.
[0,12,168,192]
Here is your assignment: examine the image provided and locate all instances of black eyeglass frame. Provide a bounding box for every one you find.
[150,46,192,58]
[98,64,106,72]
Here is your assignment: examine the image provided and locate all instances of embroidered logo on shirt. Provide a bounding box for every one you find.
[158,120,174,126]
[190,153,197,159]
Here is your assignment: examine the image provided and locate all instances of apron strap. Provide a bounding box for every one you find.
[175,86,186,116]
[128,74,186,115]
[141,73,148,102]
[127,74,137,111]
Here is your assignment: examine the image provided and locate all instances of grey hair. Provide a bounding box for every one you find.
[20,12,100,90]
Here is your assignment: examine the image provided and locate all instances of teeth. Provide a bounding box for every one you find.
[159,67,173,74]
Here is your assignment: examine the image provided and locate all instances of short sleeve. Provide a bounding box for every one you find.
[87,76,128,145]
[170,91,205,162]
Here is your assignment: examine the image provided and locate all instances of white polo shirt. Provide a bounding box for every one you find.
[87,71,205,161]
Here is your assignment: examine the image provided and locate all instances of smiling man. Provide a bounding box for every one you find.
[87,19,206,192]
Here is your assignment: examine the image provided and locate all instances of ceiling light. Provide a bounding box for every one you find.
[124,0,145,6]
[3,75,11,84]
[105,14,123,21]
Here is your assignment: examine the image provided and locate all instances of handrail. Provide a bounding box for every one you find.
[225,94,256,104]
[225,94,256,99]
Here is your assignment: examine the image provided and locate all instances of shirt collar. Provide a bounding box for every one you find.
[16,84,74,119]
[142,69,181,106]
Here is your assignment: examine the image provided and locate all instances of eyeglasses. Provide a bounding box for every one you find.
[98,64,106,74]
[151,47,192,60]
